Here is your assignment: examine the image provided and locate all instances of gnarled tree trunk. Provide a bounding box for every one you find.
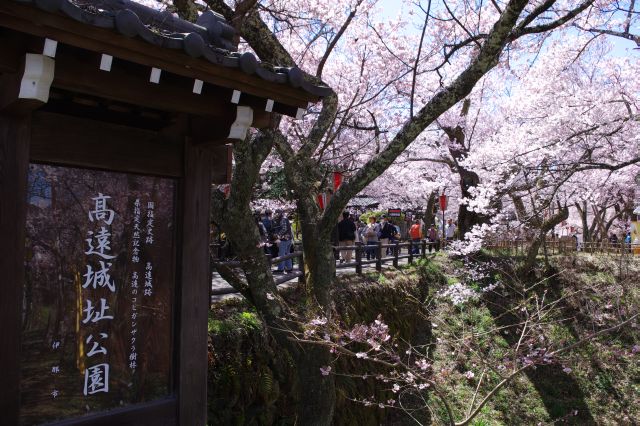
[443,122,488,237]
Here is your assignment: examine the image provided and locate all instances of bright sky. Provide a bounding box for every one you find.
[374,0,639,57]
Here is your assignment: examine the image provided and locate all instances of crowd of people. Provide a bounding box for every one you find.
[336,212,458,262]
[212,210,461,273]
[255,209,294,273]
[216,209,637,275]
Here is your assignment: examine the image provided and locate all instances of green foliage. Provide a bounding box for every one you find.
[256,167,290,200]
[208,310,261,335]
[358,210,406,224]
[207,255,639,425]
[426,255,640,426]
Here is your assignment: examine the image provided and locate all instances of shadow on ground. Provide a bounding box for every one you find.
[484,271,596,425]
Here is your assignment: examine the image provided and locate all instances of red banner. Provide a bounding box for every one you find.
[439,194,448,211]
[333,171,343,191]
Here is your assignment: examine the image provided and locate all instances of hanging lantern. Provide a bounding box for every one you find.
[333,171,343,191]
[439,193,448,211]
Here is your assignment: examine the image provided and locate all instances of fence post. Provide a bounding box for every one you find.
[393,241,399,268]
[421,240,427,258]
[298,251,306,285]
[376,241,382,272]
[408,240,414,264]
[355,242,362,275]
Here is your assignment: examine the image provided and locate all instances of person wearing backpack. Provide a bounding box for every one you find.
[338,211,357,263]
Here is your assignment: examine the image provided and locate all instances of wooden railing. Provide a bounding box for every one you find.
[210,240,439,296]
[334,240,438,273]
[485,239,640,256]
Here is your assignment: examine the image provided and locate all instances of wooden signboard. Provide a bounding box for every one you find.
[20,165,176,425]
[387,208,402,218]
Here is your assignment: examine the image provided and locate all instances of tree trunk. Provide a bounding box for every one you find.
[216,194,337,426]
[298,219,336,309]
[423,191,437,227]
[210,133,338,424]
[575,201,590,242]
[443,124,488,238]
[457,167,485,236]
[290,343,336,425]
[522,205,569,272]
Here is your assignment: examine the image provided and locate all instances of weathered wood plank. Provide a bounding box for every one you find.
[0,113,31,425]
[178,140,212,425]
[52,397,177,426]
[53,48,229,118]
[30,111,183,177]
[210,144,232,184]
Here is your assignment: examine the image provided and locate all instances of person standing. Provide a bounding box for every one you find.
[261,210,279,257]
[261,210,273,235]
[379,215,396,255]
[338,211,357,263]
[361,216,380,260]
[254,212,269,252]
[409,219,422,254]
[427,225,438,253]
[445,218,456,242]
[274,210,293,273]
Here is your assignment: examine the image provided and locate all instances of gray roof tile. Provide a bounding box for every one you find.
[14,0,332,97]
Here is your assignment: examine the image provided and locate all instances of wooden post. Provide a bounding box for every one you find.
[376,241,382,272]
[0,113,31,424]
[298,251,306,285]
[178,140,213,426]
[393,241,399,268]
[421,240,427,258]
[355,242,362,274]
[408,240,414,264]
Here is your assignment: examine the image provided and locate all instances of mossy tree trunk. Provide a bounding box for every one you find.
[512,195,569,272]
[442,102,488,238]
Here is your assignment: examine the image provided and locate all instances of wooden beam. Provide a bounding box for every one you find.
[0,2,317,108]
[252,110,275,129]
[52,48,229,118]
[211,144,232,184]
[50,397,176,426]
[30,111,183,177]
[189,111,237,146]
[0,112,31,425]
[0,30,28,73]
[0,54,53,115]
[178,140,212,426]
[0,30,309,119]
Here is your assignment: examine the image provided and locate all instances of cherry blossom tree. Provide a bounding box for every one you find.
[200,1,624,421]
[131,0,639,421]
[457,37,640,264]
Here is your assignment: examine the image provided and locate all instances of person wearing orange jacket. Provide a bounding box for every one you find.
[409,218,422,254]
